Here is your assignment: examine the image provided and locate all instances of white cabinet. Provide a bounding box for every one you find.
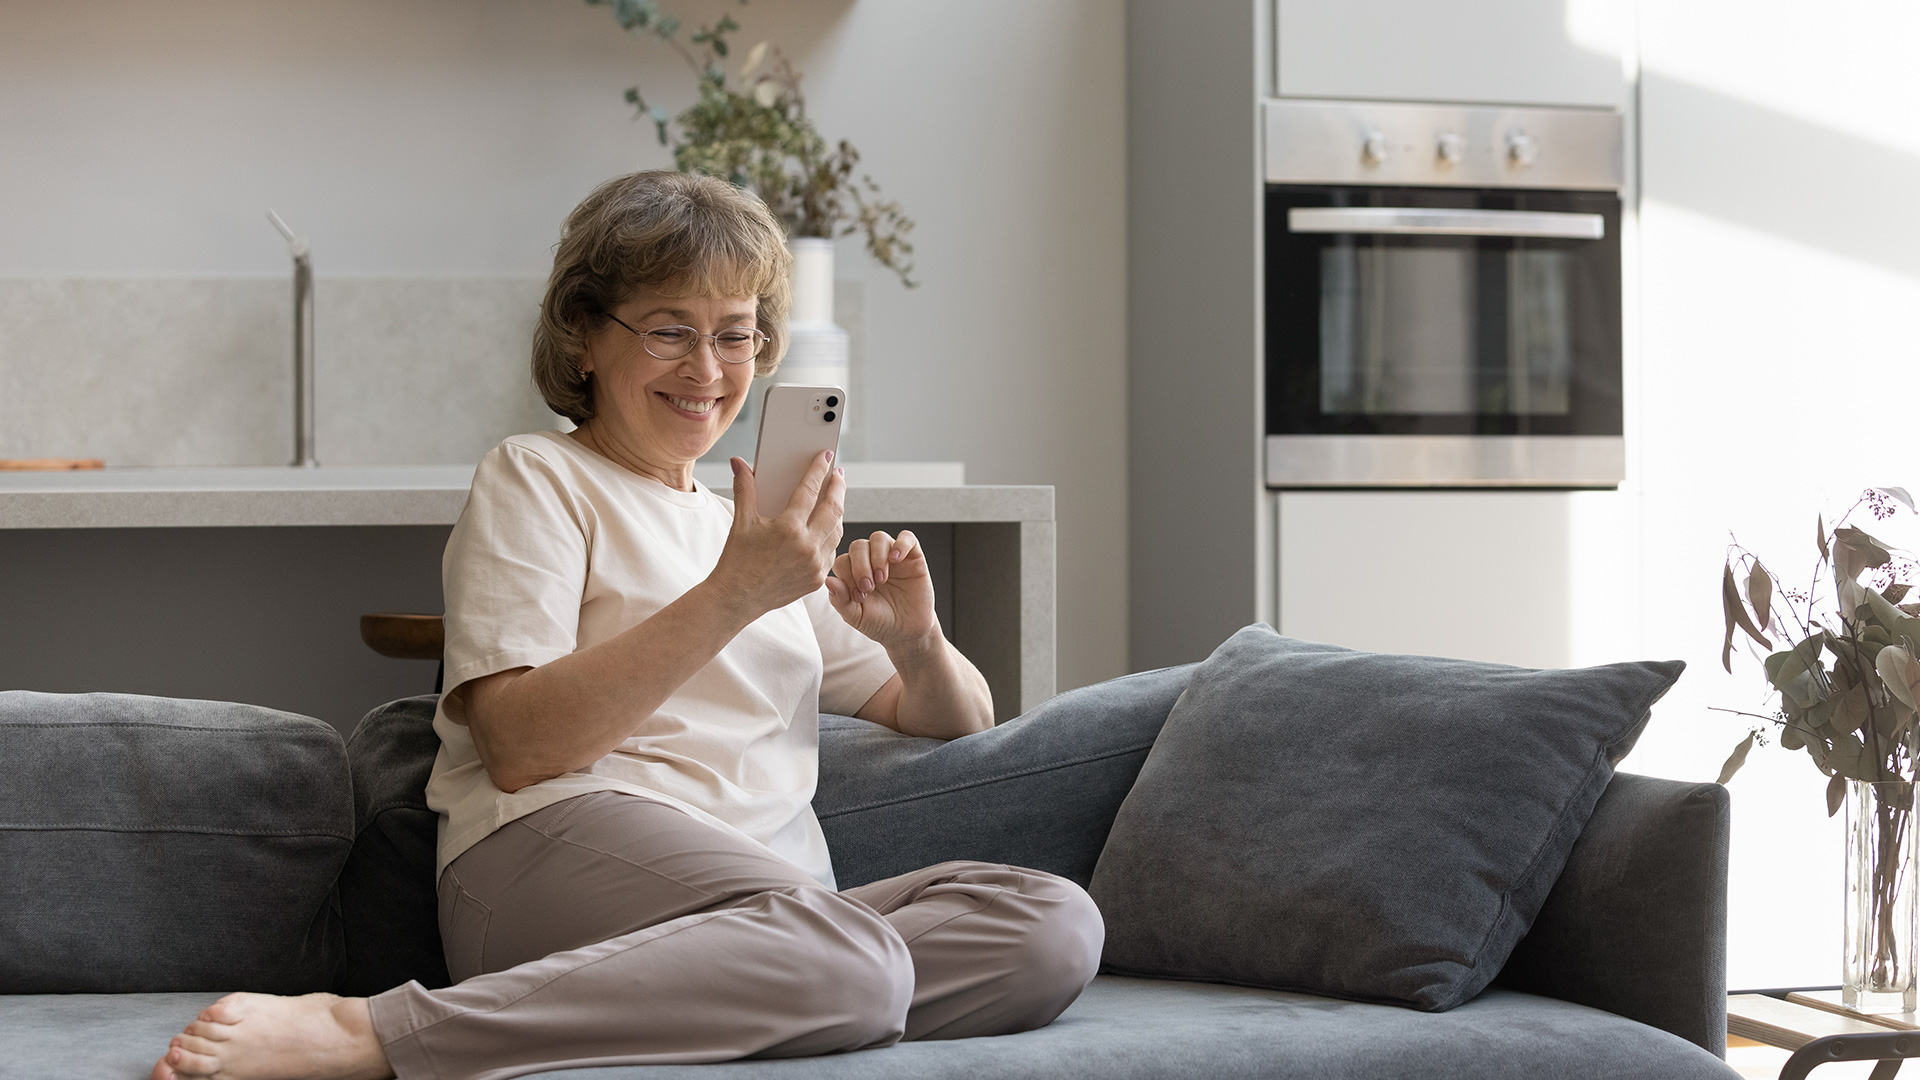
[1276,0,1632,109]
[1275,490,1573,669]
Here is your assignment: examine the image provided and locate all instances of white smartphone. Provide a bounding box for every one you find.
[750,384,845,517]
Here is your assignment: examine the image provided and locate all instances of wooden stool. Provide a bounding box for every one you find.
[360,613,445,693]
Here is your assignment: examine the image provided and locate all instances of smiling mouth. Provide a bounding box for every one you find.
[659,393,720,416]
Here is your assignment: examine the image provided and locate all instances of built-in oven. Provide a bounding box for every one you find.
[1263,99,1627,487]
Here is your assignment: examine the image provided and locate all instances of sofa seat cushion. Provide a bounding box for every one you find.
[0,692,351,994]
[0,977,1738,1080]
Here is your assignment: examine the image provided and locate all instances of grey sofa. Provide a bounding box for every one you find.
[1,665,1738,1080]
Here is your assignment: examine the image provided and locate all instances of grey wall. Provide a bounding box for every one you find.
[0,0,1128,691]
[0,527,450,737]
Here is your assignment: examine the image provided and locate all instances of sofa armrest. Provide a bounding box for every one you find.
[1495,772,1730,1057]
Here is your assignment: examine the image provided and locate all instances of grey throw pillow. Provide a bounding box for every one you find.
[0,692,351,993]
[338,694,450,996]
[817,663,1197,888]
[1088,626,1683,1012]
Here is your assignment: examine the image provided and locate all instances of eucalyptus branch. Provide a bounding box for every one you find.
[1707,706,1827,742]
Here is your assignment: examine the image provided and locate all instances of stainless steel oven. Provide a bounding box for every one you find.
[1263,99,1626,487]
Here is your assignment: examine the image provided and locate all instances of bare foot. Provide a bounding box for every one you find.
[150,992,392,1080]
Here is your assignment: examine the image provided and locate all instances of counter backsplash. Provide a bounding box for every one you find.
[0,278,553,467]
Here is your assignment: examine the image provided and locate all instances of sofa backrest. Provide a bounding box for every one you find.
[0,691,350,994]
[334,664,1201,995]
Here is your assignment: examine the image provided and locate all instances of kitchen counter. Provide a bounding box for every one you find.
[0,462,1028,530]
[0,462,1054,728]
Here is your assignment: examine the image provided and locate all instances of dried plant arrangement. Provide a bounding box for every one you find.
[1716,488,1920,799]
[1717,487,1920,1008]
[585,0,918,286]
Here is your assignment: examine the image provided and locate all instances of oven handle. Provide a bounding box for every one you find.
[1287,207,1605,239]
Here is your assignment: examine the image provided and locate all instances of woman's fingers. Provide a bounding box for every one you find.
[866,531,894,585]
[845,537,874,593]
[823,574,853,608]
[891,529,919,568]
[727,457,756,523]
[784,451,836,521]
[808,464,846,541]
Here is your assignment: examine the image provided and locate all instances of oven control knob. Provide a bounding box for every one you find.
[1507,131,1540,167]
[1436,132,1465,166]
[1362,130,1390,165]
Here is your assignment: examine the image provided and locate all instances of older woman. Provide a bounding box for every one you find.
[152,172,1103,1080]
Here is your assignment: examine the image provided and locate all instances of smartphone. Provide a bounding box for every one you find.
[750,384,845,517]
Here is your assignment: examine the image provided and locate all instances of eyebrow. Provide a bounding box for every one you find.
[630,306,756,325]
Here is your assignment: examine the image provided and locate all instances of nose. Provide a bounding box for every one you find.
[676,337,728,381]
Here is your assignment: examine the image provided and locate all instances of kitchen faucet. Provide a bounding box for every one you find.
[267,210,317,467]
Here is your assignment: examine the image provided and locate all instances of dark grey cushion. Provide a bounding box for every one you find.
[0,691,350,993]
[338,695,450,996]
[0,977,1738,1080]
[1089,626,1684,1012]
[816,664,1197,888]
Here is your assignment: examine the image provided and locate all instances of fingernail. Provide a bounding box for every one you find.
[729,458,743,476]
[861,578,873,591]
[826,450,835,463]
[835,467,844,477]
[891,549,904,561]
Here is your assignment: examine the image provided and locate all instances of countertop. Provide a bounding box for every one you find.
[0,463,1051,529]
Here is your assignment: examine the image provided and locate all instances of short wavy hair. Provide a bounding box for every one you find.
[533,171,792,423]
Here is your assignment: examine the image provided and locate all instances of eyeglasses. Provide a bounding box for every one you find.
[606,315,768,365]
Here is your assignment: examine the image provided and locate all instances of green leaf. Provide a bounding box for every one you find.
[1835,526,1894,582]
[1833,683,1871,736]
[1718,733,1755,784]
[1782,720,1807,751]
[1878,645,1920,710]
[1723,562,1770,671]
[1879,487,1916,513]
[1766,637,1827,699]
[1748,560,1774,632]
[1830,772,1849,816]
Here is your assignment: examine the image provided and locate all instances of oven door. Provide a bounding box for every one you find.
[1264,185,1623,487]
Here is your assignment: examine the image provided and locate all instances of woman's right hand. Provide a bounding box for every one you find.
[710,451,845,618]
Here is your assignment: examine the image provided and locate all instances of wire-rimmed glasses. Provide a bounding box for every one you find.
[607,315,768,365]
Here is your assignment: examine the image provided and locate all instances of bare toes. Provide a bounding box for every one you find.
[174,1033,222,1058]
[184,1019,235,1042]
[165,1044,220,1078]
[150,1058,176,1080]
[202,992,252,1023]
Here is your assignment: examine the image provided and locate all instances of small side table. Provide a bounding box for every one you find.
[1729,992,1920,1079]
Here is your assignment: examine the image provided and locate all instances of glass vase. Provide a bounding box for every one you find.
[1845,779,1920,1013]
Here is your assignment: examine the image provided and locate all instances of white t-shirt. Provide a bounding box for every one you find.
[424,430,896,887]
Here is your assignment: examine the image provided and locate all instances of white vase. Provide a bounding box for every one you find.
[780,236,851,401]
[701,237,850,464]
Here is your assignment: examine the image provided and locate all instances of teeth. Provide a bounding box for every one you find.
[664,395,717,414]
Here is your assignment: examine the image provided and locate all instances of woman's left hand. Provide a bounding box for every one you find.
[826,530,939,648]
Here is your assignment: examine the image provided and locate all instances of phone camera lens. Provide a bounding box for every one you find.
[823,410,836,423]
[825,396,839,407]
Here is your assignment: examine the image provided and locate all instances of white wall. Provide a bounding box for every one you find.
[0,0,1129,691]
[1598,0,1920,990]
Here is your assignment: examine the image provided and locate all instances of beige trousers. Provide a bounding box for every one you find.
[367,792,1105,1080]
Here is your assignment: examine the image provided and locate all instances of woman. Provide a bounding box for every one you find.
[152,172,1103,1080]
